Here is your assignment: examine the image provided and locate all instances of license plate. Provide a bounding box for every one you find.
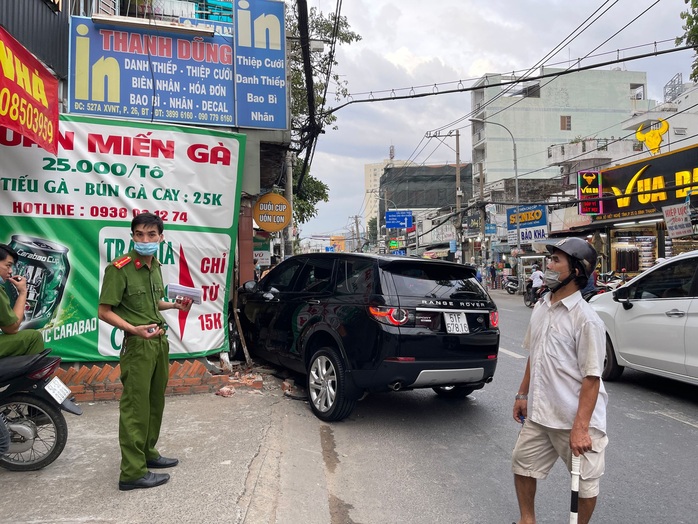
[45,376,71,404]
[444,312,469,334]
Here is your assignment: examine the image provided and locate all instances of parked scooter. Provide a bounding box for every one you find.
[0,349,82,471]
[504,275,519,295]
[597,268,628,291]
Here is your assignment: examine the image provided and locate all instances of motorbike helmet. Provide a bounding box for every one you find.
[545,237,597,291]
[531,264,540,271]
[545,237,597,277]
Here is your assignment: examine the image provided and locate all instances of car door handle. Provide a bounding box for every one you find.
[306,299,321,304]
[665,309,686,318]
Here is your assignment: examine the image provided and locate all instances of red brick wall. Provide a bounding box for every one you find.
[55,359,232,403]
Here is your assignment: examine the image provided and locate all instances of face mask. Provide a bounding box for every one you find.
[134,242,159,256]
[544,269,564,291]
[0,275,4,285]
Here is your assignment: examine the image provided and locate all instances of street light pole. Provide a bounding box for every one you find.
[469,117,520,289]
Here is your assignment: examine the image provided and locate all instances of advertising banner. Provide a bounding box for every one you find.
[507,204,548,246]
[0,26,59,154]
[0,114,246,361]
[662,203,694,239]
[578,170,602,215]
[68,0,287,130]
[593,144,698,222]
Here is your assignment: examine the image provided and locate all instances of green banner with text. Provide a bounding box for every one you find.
[0,114,245,361]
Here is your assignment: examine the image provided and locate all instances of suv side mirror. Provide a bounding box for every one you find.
[613,285,633,310]
[241,280,258,294]
[262,287,279,301]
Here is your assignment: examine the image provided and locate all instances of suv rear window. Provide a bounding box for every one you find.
[386,263,488,300]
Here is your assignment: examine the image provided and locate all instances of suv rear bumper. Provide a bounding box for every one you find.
[350,358,497,392]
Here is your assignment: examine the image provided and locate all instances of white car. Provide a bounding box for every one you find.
[590,251,698,385]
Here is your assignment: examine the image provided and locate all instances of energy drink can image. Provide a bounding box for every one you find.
[6,235,71,329]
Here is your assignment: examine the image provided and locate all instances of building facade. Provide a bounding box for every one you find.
[470,67,653,186]
[363,158,414,230]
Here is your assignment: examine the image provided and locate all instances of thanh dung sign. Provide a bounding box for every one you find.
[68,0,287,129]
[0,26,59,154]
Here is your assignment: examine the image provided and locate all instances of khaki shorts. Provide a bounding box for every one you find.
[512,420,609,498]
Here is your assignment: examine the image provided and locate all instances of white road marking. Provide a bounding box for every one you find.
[654,410,698,429]
[499,347,526,359]
[498,308,515,312]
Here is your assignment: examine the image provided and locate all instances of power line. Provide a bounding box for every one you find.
[321,44,691,116]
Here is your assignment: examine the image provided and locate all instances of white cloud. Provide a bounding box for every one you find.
[298,0,692,241]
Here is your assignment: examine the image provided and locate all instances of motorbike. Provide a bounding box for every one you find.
[0,349,82,471]
[504,275,519,295]
[597,268,628,290]
[524,281,549,308]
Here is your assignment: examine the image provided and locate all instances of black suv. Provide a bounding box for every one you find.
[237,253,500,421]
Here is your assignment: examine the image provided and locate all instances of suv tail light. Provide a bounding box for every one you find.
[369,306,410,326]
[489,311,499,328]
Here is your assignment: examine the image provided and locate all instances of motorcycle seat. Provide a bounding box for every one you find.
[0,349,53,383]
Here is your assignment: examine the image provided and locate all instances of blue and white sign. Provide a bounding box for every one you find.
[68,0,287,130]
[506,204,548,246]
[385,210,413,228]
[485,223,497,235]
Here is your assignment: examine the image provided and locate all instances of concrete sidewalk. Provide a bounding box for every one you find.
[0,377,331,524]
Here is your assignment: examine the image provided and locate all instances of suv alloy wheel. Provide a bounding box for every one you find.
[307,346,357,422]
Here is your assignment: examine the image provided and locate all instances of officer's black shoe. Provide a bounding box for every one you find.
[118,471,170,491]
[146,455,179,468]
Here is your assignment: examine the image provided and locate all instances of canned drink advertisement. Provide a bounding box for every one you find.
[0,114,245,361]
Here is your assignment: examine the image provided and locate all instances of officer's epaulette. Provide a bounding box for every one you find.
[112,255,132,269]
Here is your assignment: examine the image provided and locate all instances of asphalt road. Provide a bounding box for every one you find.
[1,288,697,523]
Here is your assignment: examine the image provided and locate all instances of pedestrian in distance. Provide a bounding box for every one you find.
[260,255,280,279]
[512,237,608,524]
[488,262,497,289]
[98,213,193,491]
[0,243,44,358]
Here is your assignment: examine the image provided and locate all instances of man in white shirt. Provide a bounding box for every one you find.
[512,238,608,524]
[528,264,544,292]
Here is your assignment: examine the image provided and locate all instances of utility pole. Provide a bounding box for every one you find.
[455,130,464,264]
[353,215,362,252]
[284,151,294,258]
[479,162,486,266]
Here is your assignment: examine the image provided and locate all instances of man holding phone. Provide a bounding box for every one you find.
[0,244,44,358]
[98,213,193,491]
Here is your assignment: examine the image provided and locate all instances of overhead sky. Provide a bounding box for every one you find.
[299,0,693,245]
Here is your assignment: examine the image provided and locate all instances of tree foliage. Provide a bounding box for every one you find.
[285,3,362,148]
[284,2,361,224]
[292,159,329,224]
[367,217,377,245]
[677,0,698,82]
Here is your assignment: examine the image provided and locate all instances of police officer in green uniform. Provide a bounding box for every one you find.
[98,213,192,491]
[0,244,44,358]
